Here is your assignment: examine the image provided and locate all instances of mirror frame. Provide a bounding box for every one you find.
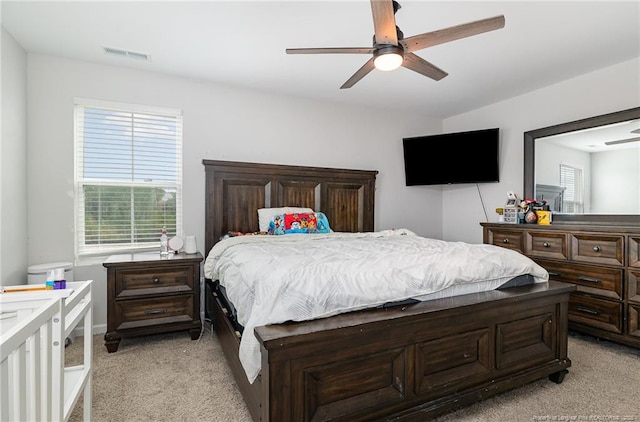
[524,106,640,225]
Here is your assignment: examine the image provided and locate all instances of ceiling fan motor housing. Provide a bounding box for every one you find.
[372,27,404,48]
[374,44,404,59]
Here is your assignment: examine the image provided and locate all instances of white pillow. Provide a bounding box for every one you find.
[258,207,314,232]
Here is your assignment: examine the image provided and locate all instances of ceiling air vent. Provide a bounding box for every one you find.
[102,46,150,61]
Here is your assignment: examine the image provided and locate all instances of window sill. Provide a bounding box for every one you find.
[75,248,157,267]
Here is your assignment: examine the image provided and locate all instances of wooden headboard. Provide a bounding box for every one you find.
[202,160,378,254]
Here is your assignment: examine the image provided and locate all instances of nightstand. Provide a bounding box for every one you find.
[103,252,203,352]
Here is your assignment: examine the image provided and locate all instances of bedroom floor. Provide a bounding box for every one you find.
[66,328,639,422]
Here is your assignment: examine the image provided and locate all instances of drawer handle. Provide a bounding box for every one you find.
[577,307,600,316]
[152,277,160,284]
[145,308,167,315]
[577,276,601,284]
[502,238,510,244]
[543,242,550,248]
[592,246,601,252]
[548,272,561,277]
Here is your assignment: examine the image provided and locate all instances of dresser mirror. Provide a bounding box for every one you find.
[524,107,640,224]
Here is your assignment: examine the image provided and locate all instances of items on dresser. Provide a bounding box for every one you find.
[102,252,203,352]
[481,222,640,349]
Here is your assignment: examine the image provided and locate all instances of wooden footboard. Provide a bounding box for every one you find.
[208,280,575,422]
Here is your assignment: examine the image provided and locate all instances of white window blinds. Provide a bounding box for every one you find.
[559,163,584,213]
[74,99,183,258]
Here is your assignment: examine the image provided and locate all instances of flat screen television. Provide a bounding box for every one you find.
[403,128,500,186]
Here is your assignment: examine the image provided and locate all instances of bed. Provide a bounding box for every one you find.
[202,159,575,422]
[0,280,93,421]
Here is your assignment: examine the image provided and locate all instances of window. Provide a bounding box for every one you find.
[559,163,584,213]
[74,99,183,258]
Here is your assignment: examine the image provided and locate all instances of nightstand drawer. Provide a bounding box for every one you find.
[486,229,524,253]
[525,231,568,260]
[570,234,624,266]
[114,295,194,331]
[537,259,622,300]
[115,266,194,298]
[103,252,203,352]
[569,294,622,333]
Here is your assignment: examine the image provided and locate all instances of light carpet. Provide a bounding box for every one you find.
[67,328,639,422]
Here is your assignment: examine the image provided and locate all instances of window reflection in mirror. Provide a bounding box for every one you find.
[535,118,640,214]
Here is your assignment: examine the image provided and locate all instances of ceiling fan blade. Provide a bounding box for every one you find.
[340,58,376,89]
[370,0,398,45]
[402,53,448,81]
[605,136,640,146]
[286,47,375,55]
[401,15,505,52]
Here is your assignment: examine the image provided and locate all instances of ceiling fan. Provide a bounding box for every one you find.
[286,0,505,89]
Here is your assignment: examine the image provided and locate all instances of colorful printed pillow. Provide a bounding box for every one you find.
[268,212,331,235]
[257,207,314,232]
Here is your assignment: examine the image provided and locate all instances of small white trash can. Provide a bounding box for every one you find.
[26,261,76,345]
[27,261,74,285]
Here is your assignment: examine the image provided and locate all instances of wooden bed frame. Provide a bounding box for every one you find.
[203,159,575,422]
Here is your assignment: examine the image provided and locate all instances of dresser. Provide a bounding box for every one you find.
[103,252,203,352]
[481,222,640,349]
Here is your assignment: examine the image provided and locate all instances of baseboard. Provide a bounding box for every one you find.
[71,323,107,338]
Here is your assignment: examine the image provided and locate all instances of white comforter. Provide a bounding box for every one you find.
[204,229,548,383]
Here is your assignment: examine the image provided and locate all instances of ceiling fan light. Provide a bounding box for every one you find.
[374,52,403,71]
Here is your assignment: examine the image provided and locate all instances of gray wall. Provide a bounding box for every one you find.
[1,27,28,285]
[591,148,640,214]
[7,47,639,333]
[536,141,591,212]
[25,54,441,332]
[441,58,640,243]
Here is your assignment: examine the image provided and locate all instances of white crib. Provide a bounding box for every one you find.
[0,280,93,421]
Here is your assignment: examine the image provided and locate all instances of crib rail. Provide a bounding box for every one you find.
[1,297,61,421]
[0,280,93,421]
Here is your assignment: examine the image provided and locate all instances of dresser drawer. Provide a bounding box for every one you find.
[114,294,194,331]
[525,231,568,260]
[115,265,194,298]
[536,259,622,300]
[486,229,524,253]
[570,234,624,266]
[630,236,640,268]
[568,294,622,333]
[482,223,640,350]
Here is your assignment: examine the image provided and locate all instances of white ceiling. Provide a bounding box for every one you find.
[543,118,640,152]
[2,1,639,118]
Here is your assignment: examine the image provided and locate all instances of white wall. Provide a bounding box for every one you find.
[591,148,640,214]
[20,53,640,332]
[441,58,640,243]
[536,141,591,212]
[1,27,28,285]
[26,54,442,331]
